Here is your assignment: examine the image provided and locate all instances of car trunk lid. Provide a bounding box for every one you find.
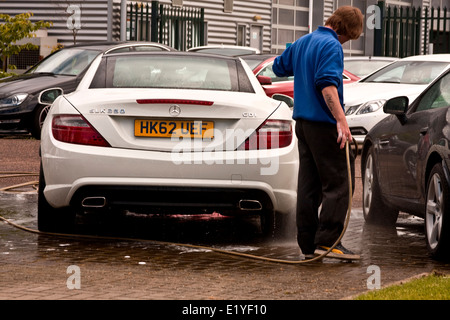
[65,88,281,152]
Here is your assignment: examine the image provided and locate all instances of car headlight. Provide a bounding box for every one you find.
[345,104,361,115]
[0,93,29,108]
[356,100,386,115]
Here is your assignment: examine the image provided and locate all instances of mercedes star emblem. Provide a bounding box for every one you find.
[169,105,181,117]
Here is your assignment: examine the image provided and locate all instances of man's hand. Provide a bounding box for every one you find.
[336,120,351,149]
[322,86,352,149]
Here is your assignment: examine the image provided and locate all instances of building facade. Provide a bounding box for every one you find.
[272,0,450,55]
[0,0,449,58]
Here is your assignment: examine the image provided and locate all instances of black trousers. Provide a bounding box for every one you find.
[295,119,355,254]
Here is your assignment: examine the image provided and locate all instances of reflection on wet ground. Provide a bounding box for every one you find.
[1,190,448,264]
[0,191,292,259]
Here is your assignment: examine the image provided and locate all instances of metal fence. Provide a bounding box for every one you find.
[374,1,450,57]
[127,0,204,51]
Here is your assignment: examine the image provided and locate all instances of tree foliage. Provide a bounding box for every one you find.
[0,12,53,73]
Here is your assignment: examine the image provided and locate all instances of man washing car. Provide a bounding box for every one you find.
[272,6,364,259]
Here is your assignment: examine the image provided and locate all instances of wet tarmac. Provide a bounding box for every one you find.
[1,137,450,303]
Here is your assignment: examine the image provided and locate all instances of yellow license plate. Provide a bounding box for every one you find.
[135,119,214,138]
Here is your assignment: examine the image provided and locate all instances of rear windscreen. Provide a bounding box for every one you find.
[90,54,254,93]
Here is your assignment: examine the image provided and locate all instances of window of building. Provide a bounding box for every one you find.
[272,0,309,54]
[172,0,183,7]
[237,24,246,46]
[333,0,366,56]
[224,0,233,13]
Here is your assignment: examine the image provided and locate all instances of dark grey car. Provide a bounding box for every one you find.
[361,68,450,261]
[0,41,175,138]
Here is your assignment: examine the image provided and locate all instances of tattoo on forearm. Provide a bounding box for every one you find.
[324,93,335,113]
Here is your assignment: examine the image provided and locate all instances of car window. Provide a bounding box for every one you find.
[416,72,450,112]
[344,60,394,78]
[28,48,100,76]
[242,59,266,70]
[258,63,294,83]
[95,54,252,92]
[363,61,449,84]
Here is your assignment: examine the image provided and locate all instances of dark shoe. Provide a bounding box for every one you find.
[314,244,360,260]
[303,253,316,260]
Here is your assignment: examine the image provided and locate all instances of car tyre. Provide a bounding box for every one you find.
[31,104,50,139]
[38,163,75,233]
[425,163,450,261]
[362,146,399,225]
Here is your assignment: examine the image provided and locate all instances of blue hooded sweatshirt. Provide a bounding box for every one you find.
[272,26,344,124]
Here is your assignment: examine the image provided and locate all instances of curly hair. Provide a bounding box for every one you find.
[325,6,364,40]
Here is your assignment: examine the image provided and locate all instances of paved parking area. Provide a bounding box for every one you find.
[1,137,449,302]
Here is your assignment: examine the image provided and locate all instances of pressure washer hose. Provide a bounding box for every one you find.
[0,172,39,192]
[0,141,354,264]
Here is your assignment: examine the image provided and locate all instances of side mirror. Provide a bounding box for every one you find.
[383,96,409,115]
[257,75,272,85]
[38,88,63,105]
[384,96,409,124]
[272,93,294,109]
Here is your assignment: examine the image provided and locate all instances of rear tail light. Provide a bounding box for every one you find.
[237,120,293,150]
[52,115,110,147]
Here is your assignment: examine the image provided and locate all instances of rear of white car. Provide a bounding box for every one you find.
[38,52,298,235]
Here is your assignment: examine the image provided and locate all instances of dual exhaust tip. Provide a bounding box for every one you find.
[238,199,263,211]
[81,197,263,211]
[81,197,106,208]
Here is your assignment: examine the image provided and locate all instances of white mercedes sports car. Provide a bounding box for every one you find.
[38,51,298,235]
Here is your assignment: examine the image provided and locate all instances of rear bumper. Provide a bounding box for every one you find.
[41,136,299,216]
[71,185,273,215]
